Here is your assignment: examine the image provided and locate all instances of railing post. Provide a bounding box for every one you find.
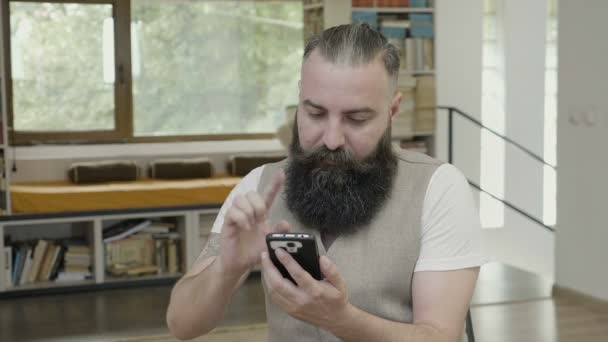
[448,108,454,164]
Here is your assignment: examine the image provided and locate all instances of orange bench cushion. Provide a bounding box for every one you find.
[11,177,240,214]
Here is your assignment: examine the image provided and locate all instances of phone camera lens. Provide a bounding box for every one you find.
[286,242,295,248]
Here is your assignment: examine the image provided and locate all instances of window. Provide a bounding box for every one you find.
[480,0,506,228]
[479,0,557,228]
[2,0,303,144]
[10,2,115,132]
[543,0,557,226]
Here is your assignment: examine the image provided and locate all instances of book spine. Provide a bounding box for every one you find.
[168,240,177,274]
[3,246,11,287]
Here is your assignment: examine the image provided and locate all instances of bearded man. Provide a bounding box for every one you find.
[167,23,485,342]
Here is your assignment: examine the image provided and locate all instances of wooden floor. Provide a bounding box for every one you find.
[0,262,607,341]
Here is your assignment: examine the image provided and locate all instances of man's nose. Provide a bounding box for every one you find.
[322,119,345,151]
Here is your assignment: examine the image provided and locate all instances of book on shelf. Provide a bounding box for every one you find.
[380,22,407,66]
[393,97,416,137]
[105,227,181,277]
[380,18,411,29]
[27,239,49,283]
[10,247,20,287]
[398,70,417,88]
[405,37,433,72]
[373,1,411,8]
[107,264,159,277]
[3,246,11,287]
[64,265,91,273]
[56,242,92,282]
[56,271,91,282]
[103,219,152,243]
[39,244,61,282]
[409,13,433,38]
[140,221,175,234]
[7,238,92,286]
[106,235,155,267]
[351,11,378,29]
[12,246,26,286]
[48,245,67,281]
[352,0,374,7]
[167,239,178,274]
[409,0,429,7]
[19,246,33,286]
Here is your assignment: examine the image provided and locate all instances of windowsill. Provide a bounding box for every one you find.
[13,139,285,160]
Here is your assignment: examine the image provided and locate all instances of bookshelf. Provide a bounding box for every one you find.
[303,0,352,41]
[303,0,437,156]
[0,206,220,295]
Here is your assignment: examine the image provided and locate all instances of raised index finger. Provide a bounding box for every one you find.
[263,170,285,210]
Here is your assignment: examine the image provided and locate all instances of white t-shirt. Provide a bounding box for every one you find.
[210,163,486,272]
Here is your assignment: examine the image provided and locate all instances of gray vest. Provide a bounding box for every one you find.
[258,149,442,342]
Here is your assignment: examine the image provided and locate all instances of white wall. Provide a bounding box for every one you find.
[556,0,608,301]
[435,0,483,168]
[436,0,554,278]
[502,0,546,222]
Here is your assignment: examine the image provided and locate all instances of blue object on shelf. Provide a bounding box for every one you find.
[351,11,378,30]
[410,13,434,38]
[409,0,428,7]
[381,27,407,39]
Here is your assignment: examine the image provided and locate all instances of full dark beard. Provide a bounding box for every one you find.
[285,119,397,237]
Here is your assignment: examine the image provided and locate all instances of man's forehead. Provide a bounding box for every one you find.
[301,49,387,77]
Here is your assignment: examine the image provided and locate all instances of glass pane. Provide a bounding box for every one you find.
[131,0,303,136]
[10,3,114,132]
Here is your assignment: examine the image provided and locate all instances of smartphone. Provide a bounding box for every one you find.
[266,233,322,284]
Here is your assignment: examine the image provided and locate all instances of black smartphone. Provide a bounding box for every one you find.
[265,233,322,284]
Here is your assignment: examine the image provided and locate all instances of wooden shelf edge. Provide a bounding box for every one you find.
[4,279,96,292]
[104,273,182,284]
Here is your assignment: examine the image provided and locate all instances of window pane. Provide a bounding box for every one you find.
[131,0,303,136]
[10,3,114,132]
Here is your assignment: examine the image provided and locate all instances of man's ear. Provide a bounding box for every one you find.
[390,91,403,122]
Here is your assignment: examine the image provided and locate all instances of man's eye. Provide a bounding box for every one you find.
[348,116,367,124]
[309,112,324,118]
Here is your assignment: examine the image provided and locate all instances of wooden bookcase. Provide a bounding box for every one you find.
[0,205,220,296]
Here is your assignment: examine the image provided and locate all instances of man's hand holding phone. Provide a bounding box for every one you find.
[261,238,352,333]
[218,171,290,279]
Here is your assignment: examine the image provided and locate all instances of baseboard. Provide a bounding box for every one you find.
[552,285,608,312]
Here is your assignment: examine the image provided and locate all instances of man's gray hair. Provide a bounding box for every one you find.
[303,23,400,90]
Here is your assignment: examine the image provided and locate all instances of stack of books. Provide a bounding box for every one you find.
[414,75,436,132]
[6,239,86,287]
[104,219,181,277]
[56,243,92,282]
[394,71,417,137]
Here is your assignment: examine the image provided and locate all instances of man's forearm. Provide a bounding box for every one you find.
[166,257,248,340]
[328,304,453,342]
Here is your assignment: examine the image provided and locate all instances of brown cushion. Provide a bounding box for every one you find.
[229,155,286,177]
[149,158,212,179]
[68,161,138,184]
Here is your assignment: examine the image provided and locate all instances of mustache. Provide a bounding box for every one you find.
[292,145,376,173]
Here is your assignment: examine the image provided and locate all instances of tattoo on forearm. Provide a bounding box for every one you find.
[196,232,221,264]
